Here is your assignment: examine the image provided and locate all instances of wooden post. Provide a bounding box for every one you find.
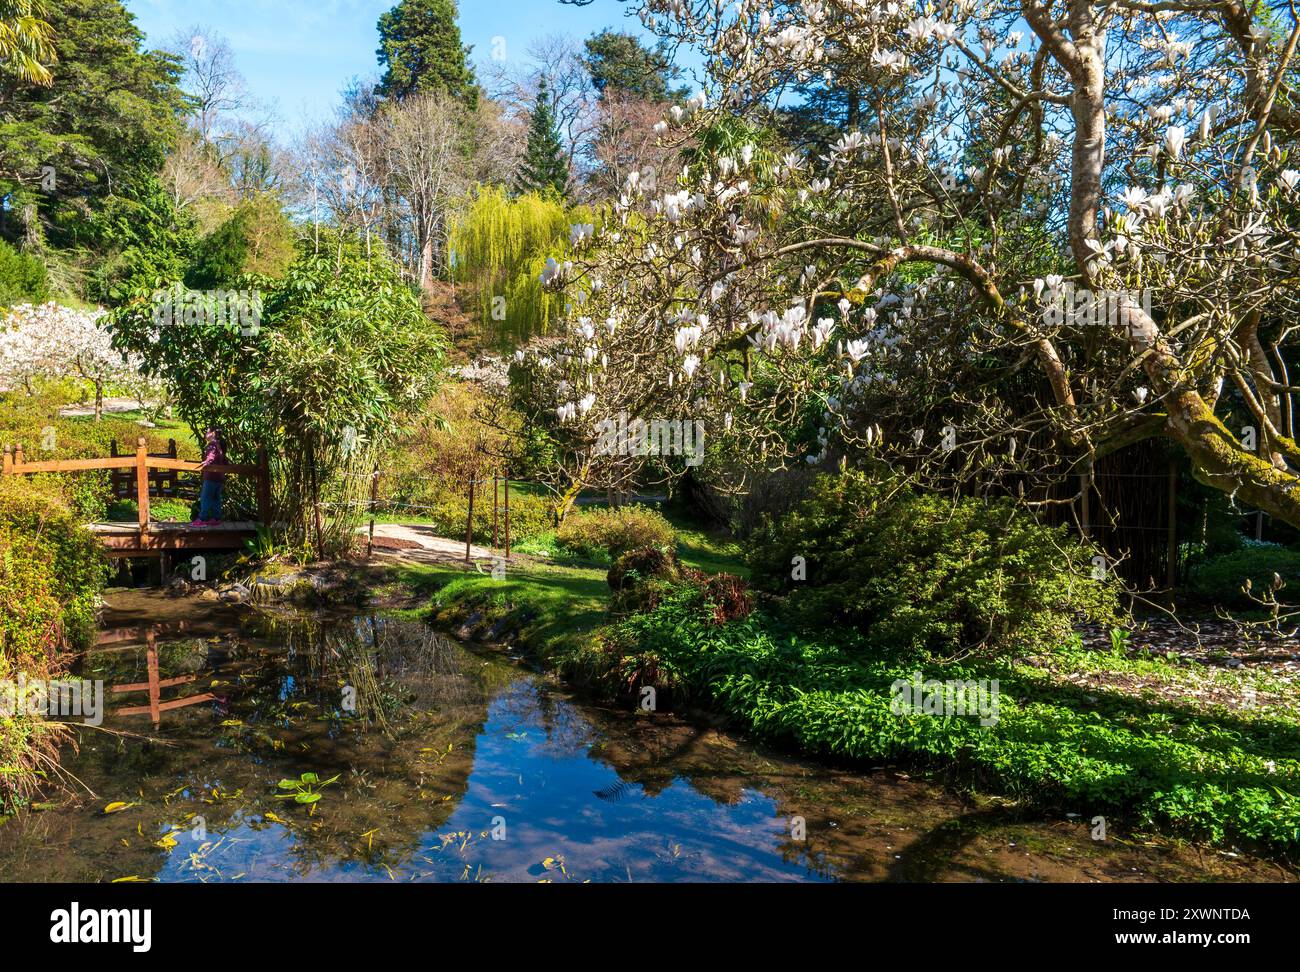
[492,474,499,550]
[136,437,150,536]
[504,474,511,560]
[3,445,11,476]
[256,445,272,525]
[14,443,23,471]
[1080,458,1092,538]
[146,630,161,726]
[367,464,379,560]
[465,477,475,564]
[1166,459,1178,592]
[308,442,324,562]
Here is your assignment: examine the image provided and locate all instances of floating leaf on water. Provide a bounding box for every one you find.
[295,792,322,805]
[103,802,136,815]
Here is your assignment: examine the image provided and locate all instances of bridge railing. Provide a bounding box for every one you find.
[2,437,271,536]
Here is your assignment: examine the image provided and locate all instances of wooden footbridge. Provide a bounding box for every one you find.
[2,437,270,564]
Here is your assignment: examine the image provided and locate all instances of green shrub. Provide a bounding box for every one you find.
[0,479,108,660]
[0,241,50,308]
[607,546,685,616]
[749,471,1121,657]
[1185,544,1300,608]
[0,479,109,813]
[608,546,682,591]
[556,506,678,561]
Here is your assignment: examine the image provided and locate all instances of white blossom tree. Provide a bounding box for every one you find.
[516,0,1300,529]
[0,303,153,418]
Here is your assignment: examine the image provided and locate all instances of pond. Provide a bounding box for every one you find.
[0,592,1292,883]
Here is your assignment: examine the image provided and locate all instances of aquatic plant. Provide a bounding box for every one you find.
[275,772,340,814]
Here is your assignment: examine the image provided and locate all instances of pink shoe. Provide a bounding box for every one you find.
[191,519,204,527]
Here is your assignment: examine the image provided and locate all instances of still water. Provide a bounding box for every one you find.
[0,592,1291,883]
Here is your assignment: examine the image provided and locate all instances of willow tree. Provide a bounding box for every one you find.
[448,184,590,344]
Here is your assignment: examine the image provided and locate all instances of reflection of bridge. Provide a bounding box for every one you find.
[2,436,270,563]
[95,624,217,724]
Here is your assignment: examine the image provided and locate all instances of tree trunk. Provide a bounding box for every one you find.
[420,234,435,298]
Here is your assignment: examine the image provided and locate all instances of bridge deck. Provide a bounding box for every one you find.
[89,521,259,556]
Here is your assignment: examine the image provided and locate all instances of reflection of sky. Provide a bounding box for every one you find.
[150,681,827,883]
[427,683,828,883]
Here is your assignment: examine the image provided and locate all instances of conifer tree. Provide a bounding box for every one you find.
[515,79,568,198]
[376,0,477,106]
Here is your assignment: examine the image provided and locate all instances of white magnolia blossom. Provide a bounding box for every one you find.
[0,303,152,405]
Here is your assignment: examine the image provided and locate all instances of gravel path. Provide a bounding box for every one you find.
[364,522,501,566]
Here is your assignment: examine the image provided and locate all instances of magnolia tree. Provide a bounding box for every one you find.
[516,0,1300,532]
[0,303,154,418]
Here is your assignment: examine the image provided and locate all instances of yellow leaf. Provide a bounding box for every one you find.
[103,802,135,814]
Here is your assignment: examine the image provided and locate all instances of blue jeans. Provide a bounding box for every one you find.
[199,479,223,521]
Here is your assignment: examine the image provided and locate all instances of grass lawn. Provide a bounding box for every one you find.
[381,558,610,649]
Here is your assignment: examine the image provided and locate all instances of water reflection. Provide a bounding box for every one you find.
[0,593,1292,883]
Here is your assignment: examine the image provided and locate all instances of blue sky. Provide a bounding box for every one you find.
[124,0,663,129]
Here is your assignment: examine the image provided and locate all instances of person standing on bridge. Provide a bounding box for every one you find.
[195,429,226,526]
